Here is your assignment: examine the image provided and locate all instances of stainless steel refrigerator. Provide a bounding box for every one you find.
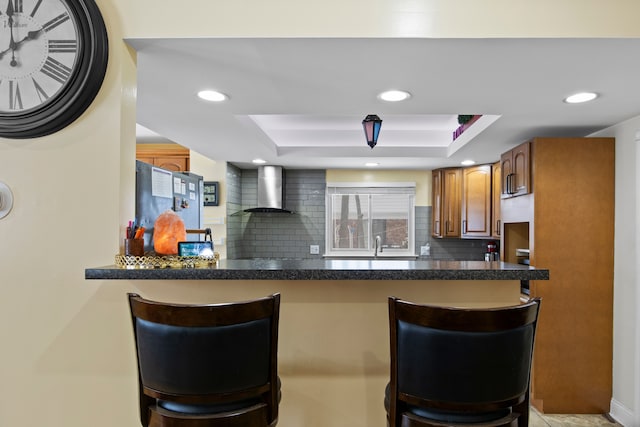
[135,160,204,252]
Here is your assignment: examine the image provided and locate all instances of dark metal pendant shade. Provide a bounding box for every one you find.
[362,114,382,149]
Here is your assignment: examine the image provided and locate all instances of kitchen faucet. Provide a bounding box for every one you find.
[374,235,383,257]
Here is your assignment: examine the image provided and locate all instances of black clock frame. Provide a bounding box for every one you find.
[0,0,109,139]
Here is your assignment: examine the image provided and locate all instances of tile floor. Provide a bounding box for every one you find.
[530,408,622,426]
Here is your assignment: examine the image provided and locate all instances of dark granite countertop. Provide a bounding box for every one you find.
[85,259,549,281]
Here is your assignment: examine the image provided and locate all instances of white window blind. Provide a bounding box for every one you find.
[325,183,416,257]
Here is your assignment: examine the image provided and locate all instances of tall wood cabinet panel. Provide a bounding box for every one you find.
[441,168,462,238]
[136,143,190,172]
[491,162,501,238]
[461,165,491,238]
[431,168,462,238]
[501,137,614,414]
[431,170,443,238]
[501,141,530,198]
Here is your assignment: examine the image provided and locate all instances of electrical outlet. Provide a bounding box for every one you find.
[310,245,320,255]
[420,244,431,256]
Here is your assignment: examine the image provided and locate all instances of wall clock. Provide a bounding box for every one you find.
[0,0,108,139]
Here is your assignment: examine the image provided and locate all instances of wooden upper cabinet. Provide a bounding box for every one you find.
[136,143,190,172]
[150,157,188,172]
[491,162,501,238]
[441,168,462,238]
[501,141,530,198]
[461,165,492,238]
[431,170,443,238]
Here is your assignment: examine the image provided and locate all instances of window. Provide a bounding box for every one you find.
[326,183,415,257]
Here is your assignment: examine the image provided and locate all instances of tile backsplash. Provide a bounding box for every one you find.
[227,166,497,260]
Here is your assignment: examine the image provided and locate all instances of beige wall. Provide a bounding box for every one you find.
[1,1,640,426]
[188,151,228,259]
[120,0,640,38]
[0,2,138,424]
[592,116,640,425]
[133,279,521,427]
[327,169,431,206]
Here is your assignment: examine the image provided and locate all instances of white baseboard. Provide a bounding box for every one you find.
[610,398,635,427]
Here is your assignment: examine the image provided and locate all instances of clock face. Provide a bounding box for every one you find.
[0,0,80,113]
[0,0,107,139]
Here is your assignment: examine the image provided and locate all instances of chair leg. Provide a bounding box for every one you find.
[514,388,530,427]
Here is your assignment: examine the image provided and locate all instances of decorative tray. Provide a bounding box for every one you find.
[115,253,218,269]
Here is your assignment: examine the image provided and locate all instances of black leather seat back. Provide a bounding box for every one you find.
[136,317,271,395]
[128,293,281,426]
[386,297,541,427]
[397,321,534,404]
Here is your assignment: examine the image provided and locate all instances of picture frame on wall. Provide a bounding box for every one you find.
[203,181,219,206]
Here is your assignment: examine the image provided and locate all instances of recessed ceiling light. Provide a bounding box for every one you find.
[252,159,267,164]
[197,90,228,102]
[365,162,380,167]
[378,90,411,102]
[461,160,476,166]
[564,92,598,104]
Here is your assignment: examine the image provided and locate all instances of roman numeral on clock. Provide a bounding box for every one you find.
[32,77,49,103]
[30,0,43,17]
[41,56,71,84]
[43,13,70,32]
[9,81,23,110]
[13,0,23,13]
[49,40,77,53]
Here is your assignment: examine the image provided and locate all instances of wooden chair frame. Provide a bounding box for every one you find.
[128,293,281,427]
[387,297,541,427]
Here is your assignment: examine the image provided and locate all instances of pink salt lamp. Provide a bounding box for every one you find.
[153,210,186,255]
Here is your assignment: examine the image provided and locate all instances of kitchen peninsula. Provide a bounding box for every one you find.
[87,260,548,427]
[86,258,547,281]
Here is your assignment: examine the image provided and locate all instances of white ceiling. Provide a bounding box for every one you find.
[131,38,640,170]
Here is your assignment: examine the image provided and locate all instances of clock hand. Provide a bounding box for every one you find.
[9,43,17,68]
[0,29,39,60]
[14,29,43,47]
[9,34,17,67]
[6,1,18,66]
[0,46,11,59]
[2,3,44,64]
[5,0,13,18]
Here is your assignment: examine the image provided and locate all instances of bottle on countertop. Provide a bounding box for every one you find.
[485,241,499,262]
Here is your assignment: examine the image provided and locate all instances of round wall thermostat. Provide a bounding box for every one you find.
[0,182,14,219]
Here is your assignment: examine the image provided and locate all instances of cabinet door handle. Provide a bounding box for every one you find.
[463,220,467,234]
[507,173,515,194]
[496,219,501,236]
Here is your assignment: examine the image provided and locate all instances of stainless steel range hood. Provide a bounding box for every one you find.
[244,166,294,213]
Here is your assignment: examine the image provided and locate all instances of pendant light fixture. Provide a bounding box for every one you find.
[362,114,383,149]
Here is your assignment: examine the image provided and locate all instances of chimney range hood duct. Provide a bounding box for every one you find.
[244,166,294,213]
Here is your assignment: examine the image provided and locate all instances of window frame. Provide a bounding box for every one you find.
[325,182,416,258]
